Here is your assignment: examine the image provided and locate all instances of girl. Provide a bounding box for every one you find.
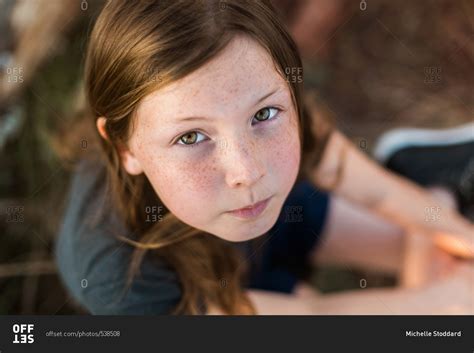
[56,0,474,315]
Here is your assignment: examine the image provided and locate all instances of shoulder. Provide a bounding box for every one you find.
[79,241,182,315]
[55,159,182,315]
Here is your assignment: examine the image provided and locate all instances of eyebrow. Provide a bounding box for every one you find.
[173,87,282,123]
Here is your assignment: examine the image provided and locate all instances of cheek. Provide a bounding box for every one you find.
[142,154,219,224]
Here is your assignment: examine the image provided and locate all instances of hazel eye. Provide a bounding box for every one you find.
[177,131,206,146]
[252,107,279,125]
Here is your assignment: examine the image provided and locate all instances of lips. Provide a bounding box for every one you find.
[227,196,273,220]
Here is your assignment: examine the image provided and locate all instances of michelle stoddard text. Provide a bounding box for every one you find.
[406,330,462,337]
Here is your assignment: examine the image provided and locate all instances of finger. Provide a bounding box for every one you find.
[434,232,474,260]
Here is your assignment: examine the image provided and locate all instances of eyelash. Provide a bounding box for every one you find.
[174,106,282,148]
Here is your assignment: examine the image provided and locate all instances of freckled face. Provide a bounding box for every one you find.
[127,35,301,242]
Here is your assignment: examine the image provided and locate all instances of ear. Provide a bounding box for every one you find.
[96,117,144,175]
[96,116,109,141]
[118,144,144,175]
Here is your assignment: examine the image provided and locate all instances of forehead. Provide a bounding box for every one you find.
[136,35,288,124]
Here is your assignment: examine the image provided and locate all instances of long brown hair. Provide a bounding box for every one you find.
[75,0,333,315]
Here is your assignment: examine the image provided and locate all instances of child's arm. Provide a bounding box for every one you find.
[310,130,474,258]
[208,263,473,315]
[246,287,414,315]
[206,288,316,315]
[206,290,313,315]
[310,194,405,275]
[310,261,474,315]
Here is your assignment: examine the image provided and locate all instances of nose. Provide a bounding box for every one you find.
[221,137,266,189]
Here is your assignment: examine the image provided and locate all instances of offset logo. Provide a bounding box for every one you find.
[12,324,34,344]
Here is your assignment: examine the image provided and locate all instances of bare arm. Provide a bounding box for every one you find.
[243,287,413,315]
[206,287,314,315]
[206,281,472,315]
[311,194,405,275]
[207,261,474,315]
[310,130,474,258]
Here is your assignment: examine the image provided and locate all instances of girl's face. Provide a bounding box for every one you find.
[123,35,301,242]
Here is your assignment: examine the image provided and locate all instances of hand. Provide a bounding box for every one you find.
[418,261,474,314]
[402,228,460,288]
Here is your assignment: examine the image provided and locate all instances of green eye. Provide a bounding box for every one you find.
[179,132,198,145]
[252,107,279,125]
[176,130,207,146]
[255,108,270,121]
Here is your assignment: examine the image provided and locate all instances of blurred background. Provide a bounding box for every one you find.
[0,0,472,314]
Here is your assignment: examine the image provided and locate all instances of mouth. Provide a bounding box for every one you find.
[226,196,273,220]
